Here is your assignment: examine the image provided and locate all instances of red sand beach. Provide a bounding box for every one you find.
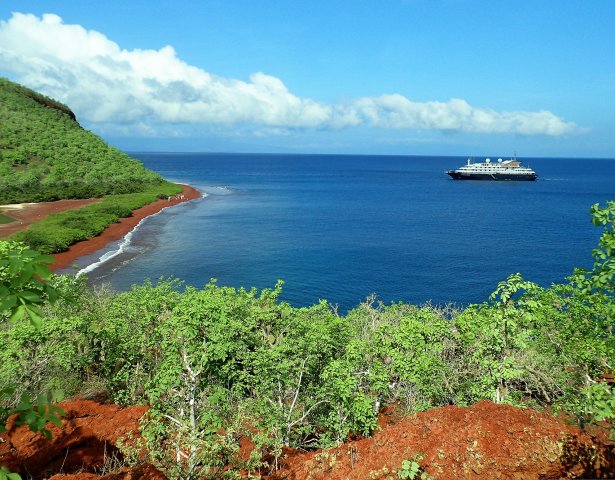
[0,184,200,270]
[51,184,201,271]
[0,198,102,237]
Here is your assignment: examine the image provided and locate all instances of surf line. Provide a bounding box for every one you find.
[75,191,207,277]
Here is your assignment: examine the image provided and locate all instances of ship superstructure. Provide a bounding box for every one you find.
[447,157,537,181]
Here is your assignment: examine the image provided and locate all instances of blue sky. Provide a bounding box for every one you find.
[1,0,614,157]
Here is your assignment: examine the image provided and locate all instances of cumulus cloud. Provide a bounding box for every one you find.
[0,12,578,136]
[353,95,576,135]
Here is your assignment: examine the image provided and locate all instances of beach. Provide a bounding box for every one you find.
[0,198,102,237]
[50,184,201,271]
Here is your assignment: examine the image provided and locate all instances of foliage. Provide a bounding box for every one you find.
[0,466,21,480]
[0,202,613,477]
[571,201,615,294]
[396,455,433,479]
[0,77,170,204]
[0,241,65,480]
[581,382,615,438]
[0,389,64,439]
[3,270,611,475]
[568,201,615,436]
[0,241,58,326]
[10,183,182,254]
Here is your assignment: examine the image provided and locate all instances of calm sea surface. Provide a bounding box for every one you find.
[71,154,615,311]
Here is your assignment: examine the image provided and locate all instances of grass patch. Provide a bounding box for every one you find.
[10,182,182,253]
[0,212,15,224]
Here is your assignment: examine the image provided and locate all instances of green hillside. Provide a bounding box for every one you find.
[0,77,166,204]
[0,78,181,253]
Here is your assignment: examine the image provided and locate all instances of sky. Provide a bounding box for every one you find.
[0,1,614,157]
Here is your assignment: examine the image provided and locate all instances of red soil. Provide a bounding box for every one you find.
[271,401,614,480]
[0,185,200,271]
[0,198,101,237]
[51,184,201,271]
[1,400,613,479]
[0,400,155,479]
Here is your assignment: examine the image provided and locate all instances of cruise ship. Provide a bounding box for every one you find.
[446,157,537,181]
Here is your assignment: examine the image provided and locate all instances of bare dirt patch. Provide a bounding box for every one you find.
[1,400,613,479]
[0,400,154,479]
[271,400,615,480]
[0,198,101,237]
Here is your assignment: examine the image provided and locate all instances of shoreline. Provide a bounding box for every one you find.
[51,184,201,272]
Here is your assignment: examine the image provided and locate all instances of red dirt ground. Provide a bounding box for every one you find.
[1,400,613,479]
[271,401,615,479]
[0,184,200,270]
[0,400,154,479]
[0,198,101,237]
[50,184,201,271]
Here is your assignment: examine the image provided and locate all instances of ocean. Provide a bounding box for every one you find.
[69,154,615,311]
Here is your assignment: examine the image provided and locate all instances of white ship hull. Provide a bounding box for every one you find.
[447,157,537,181]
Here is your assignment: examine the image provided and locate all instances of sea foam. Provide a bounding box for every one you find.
[76,193,207,277]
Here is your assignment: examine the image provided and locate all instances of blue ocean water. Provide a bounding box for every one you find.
[73,154,615,311]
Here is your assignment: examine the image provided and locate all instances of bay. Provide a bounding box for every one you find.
[77,154,615,311]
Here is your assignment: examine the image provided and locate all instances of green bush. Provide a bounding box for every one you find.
[1,202,614,476]
[0,77,172,204]
[11,183,182,254]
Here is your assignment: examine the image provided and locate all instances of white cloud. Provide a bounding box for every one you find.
[0,12,578,137]
[352,96,577,136]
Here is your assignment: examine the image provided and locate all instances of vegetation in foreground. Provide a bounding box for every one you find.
[1,76,612,478]
[0,201,613,479]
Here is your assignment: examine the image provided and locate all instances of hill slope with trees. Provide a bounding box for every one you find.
[0,78,182,253]
[0,77,166,204]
